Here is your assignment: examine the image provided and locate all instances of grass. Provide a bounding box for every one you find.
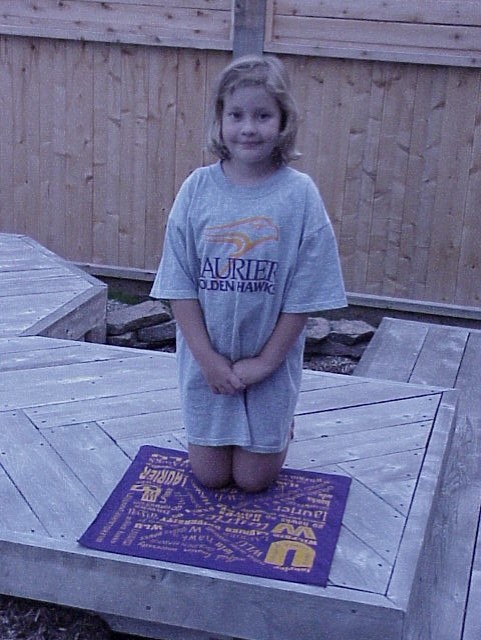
[107,290,146,306]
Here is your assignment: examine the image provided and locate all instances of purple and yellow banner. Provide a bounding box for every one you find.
[79,446,351,586]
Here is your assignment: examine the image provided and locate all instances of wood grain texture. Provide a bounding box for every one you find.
[0,29,480,308]
[354,318,481,640]
[0,0,233,50]
[0,234,107,340]
[265,1,481,67]
[274,0,481,27]
[0,236,477,638]
[0,331,454,639]
[0,243,460,638]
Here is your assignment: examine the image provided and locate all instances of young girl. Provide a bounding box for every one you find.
[151,54,346,492]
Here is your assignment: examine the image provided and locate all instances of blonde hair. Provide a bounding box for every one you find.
[207,54,300,166]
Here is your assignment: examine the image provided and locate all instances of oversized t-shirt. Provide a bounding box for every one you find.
[151,161,346,452]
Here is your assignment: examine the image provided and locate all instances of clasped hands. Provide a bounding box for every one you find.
[201,351,274,395]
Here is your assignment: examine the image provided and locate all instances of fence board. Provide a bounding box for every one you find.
[118,45,149,268]
[92,43,122,266]
[173,49,209,192]
[268,16,481,61]
[396,66,440,299]
[266,1,481,67]
[144,48,177,271]
[275,0,481,27]
[12,38,34,237]
[426,68,480,304]
[45,40,68,259]
[66,43,94,262]
[457,75,481,308]
[0,39,14,233]
[334,62,385,292]
[0,0,232,50]
[369,65,417,296]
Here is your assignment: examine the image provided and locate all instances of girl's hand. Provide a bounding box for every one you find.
[169,300,245,396]
[200,352,246,395]
[233,313,308,388]
[233,357,273,387]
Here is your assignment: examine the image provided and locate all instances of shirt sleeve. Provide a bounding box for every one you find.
[150,177,199,300]
[281,181,347,313]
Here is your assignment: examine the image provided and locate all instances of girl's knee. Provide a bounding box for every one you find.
[234,473,273,493]
[233,447,287,493]
[188,444,233,489]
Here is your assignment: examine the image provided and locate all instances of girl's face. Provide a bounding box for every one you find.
[221,85,282,180]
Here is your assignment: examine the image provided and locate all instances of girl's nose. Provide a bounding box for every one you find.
[240,116,256,134]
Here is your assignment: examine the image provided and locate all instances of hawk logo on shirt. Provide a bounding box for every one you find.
[204,216,279,258]
[200,216,279,295]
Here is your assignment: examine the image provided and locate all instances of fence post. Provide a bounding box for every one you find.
[232,0,267,58]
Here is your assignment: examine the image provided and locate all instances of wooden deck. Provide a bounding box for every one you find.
[0,234,470,640]
[0,233,107,341]
[354,318,481,640]
[0,333,456,640]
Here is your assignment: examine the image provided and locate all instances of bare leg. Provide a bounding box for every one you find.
[188,444,233,489]
[232,445,288,493]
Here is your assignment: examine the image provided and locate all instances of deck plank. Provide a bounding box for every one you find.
[0,343,141,372]
[463,512,481,640]
[327,526,393,593]
[42,422,132,503]
[410,324,469,387]
[352,317,429,382]
[287,420,432,470]
[25,388,181,430]
[0,412,100,538]
[1,272,91,295]
[100,409,185,440]
[0,336,142,371]
[296,379,439,415]
[336,475,405,565]
[0,532,405,640]
[0,464,49,536]
[339,450,423,516]
[454,331,481,640]
[294,394,440,440]
[0,353,179,411]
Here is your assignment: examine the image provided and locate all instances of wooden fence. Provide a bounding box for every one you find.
[0,0,480,311]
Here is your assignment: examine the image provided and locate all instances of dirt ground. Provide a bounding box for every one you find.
[0,595,114,640]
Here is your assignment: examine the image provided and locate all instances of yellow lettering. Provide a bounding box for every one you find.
[265,541,315,569]
[130,483,162,503]
[272,523,316,541]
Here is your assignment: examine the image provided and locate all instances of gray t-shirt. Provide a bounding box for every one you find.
[151,162,346,452]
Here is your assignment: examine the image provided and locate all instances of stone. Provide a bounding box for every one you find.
[107,300,171,335]
[304,317,375,358]
[328,319,376,345]
[305,317,331,345]
[104,301,376,364]
[306,338,368,358]
[138,320,177,346]
[106,331,138,347]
